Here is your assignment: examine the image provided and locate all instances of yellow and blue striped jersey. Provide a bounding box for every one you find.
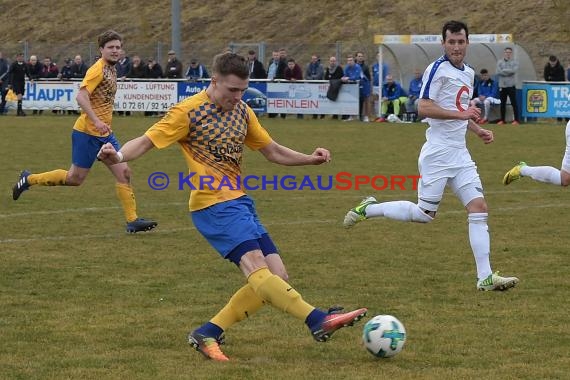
[145,90,272,211]
[73,58,117,136]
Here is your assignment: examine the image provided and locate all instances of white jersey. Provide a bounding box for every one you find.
[420,56,475,148]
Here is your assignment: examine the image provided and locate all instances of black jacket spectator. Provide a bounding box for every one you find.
[544,56,565,82]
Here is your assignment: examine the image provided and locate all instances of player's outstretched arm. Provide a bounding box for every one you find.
[98,135,155,165]
[259,141,331,166]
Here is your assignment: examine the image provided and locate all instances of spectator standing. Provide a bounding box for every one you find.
[0,51,9,115]
[27,55,42,80]
[40,56,59,79]
[9,53,32,116]
[405,69,423,119]
[544,55,565,82]
[127,55,145,78]
[266,51,281,118]
[324,56,344,119]
[144,58,163,116]
[115,49,131,80]
[305,54,324,81]
[566,58,570,81]
[496,47,520,125]
[284,58,303,119]
[544,55,566,122]
[27,55,43,114]
[185,58,209,80]
[165,50,183,79]
[59,58,73,80]
[355,52,372,122]
[247,50,267,79]
[341,54,363,121]
[305,54,324,119]
[470,68,499,124]
[71,55,88,79]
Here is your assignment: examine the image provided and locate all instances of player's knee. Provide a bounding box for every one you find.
[466,198,488,213]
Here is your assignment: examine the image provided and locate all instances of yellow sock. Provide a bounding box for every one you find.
[27,170,68,186]
[247,267,314,321]
[115,183,137,222]
[210,284,264,331]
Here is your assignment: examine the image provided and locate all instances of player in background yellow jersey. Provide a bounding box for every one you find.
[98,52,367,361]
[12,30,156,233]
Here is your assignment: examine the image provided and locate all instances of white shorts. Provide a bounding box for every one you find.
[417,143,484,212]
[561,121,570,173]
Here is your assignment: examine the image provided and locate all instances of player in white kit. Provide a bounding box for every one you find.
[344,20,519,291]
[503,120,570,187]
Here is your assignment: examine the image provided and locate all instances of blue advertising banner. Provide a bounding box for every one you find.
[522,81,570,118]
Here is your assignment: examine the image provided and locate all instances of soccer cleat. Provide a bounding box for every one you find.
[477,272,519,291]
[311,306,368,342]
[12,170,31,200]
[126,218,158,233]
[502,161,527,185]
[188,331,229,361]
[343,196,378,228]
[511,120,520,125]
[497,120,505,125]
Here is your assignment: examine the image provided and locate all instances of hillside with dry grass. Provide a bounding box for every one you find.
[1,0,569,76]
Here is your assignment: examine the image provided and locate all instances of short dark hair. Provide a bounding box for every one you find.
[549,55,558,62]
[442,20,469,41]
[248,50,256,55]
[480,68,488,74]
[211,52,249,80]
[98,30,122,48]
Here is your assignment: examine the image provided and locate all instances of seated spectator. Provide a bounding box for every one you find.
[165,50,183,79]
[185,58,209,80]
[71,55,88,79]
[379,74,406,121]
[470,68,500,124]
[405,69,423,119]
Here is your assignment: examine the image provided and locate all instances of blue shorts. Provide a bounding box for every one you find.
[191,195,278,258]
[71,130,121,169]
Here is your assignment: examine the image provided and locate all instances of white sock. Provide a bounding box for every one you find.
[468,213,492,280]
[521,166,562,185]
[365,201,433,223]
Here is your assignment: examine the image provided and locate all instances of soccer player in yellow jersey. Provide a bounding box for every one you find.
[97,52,367,361]
[12,30,157,233]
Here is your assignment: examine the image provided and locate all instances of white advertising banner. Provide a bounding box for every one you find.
[22,81,80,110]
[113,81,177,112]
[266,82,359,115]
[20,80,359,115]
